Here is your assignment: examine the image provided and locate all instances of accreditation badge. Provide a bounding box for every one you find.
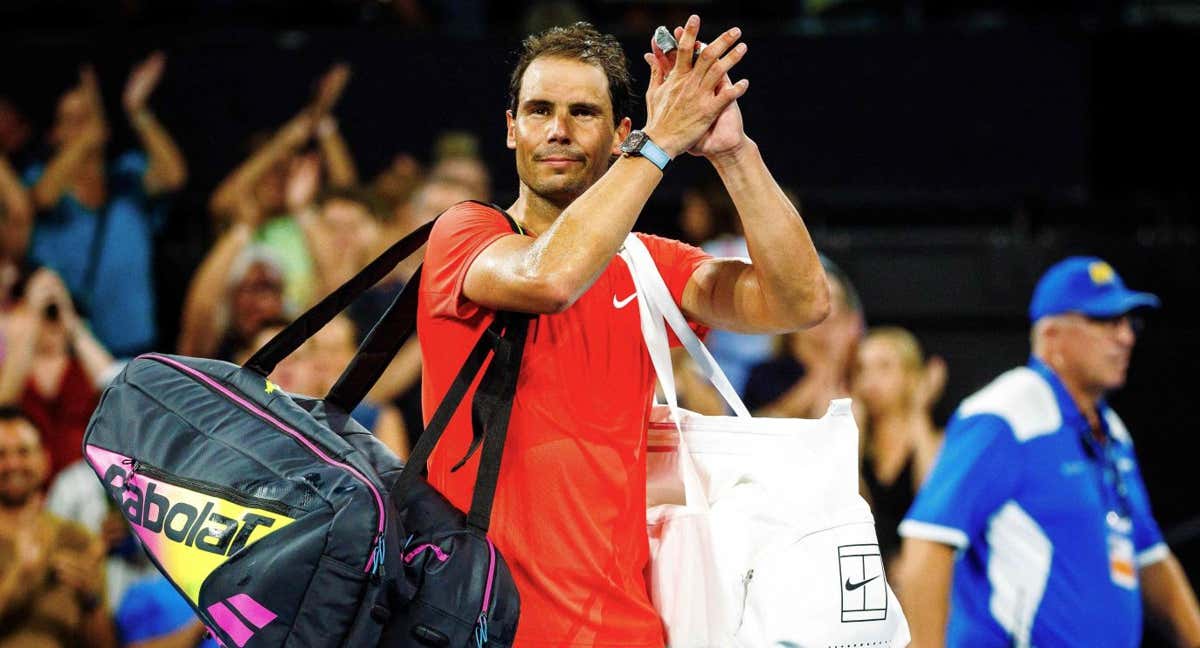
[1106,511,1137,590]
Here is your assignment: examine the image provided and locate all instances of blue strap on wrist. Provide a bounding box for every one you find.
[640,137,671,171]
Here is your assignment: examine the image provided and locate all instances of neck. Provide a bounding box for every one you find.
[508,183,570,236]
[1036,352,1105,432]
[0,501,35,533]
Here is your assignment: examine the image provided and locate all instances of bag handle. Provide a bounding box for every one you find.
[621,239,708,510]
[620,235,751,418]
[391,311,530,532]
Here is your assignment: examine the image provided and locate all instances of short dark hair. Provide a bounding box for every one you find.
[0,406,40,434]
[508,22,633,126]
[318,185,385,221]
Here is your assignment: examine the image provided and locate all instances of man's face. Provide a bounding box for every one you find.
[507,57,631,207]
[1051,313,1138,393]
[0,418,48,508]
[232,263,284,338]
[320,198,379,256]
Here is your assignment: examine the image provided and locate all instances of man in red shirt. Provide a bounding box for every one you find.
[418,17,831,646]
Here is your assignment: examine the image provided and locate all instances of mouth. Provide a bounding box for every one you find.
[535,154,585,169]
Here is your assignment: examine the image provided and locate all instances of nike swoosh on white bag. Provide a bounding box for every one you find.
[613,293,637,309]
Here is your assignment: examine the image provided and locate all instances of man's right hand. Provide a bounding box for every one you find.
[641,15,750,158]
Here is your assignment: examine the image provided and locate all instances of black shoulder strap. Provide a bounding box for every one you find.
[324,201,522,412]
[243,218,436,377]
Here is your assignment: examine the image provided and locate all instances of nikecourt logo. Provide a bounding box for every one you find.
[613,292,637,309]
[844,575,879,591]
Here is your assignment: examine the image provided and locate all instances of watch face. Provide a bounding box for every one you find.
[621,130,647,155]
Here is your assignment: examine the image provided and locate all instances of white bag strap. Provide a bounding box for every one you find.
[622,243,709,510]
[621,234,751,418]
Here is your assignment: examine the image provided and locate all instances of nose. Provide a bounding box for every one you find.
[1115,316,1136,348]
[547,110,571,143]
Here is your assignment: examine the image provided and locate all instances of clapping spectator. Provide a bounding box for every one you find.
[209,64,357,310]
[25,54,187,357]
[744,256,864,418]
[0,268,117,480]
[0,407,117,648]
[851,326,945,568]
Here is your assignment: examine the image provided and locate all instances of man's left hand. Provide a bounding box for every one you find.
[647,26,750,161]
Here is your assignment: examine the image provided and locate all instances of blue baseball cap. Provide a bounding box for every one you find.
[1029,256,1160,322]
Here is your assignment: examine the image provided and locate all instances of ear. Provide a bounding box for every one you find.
[611,116,633,156]
[506,110,517,151]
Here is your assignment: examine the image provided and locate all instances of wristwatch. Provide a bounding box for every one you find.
[620,130,671,171]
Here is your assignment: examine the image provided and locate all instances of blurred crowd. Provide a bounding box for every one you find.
[0,39,1034,648]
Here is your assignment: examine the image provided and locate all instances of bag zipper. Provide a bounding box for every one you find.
[130,460,297,516]
[143,354,387,575]
[475,537,496,648]
[736,569,754,632]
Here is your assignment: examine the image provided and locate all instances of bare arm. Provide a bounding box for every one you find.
[647,28,829,334]
[210,113,311,220]
[124,52,187,195]
[0,154,32,259]
[464,17,748,314]
[0,268,63,403]
[894,538,956,648]
[31,123,105,211]
[1142,553,1200,646]
[316,116,357,188]
[682,143,829,333]
[373,406,409,461]
[177,221,254,357]
[366,338,422,404]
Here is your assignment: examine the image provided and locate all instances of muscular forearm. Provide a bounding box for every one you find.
[711,140,828,328]
[521,155,663,308]
[131,109,187,194]
[1142,554,1200,647]
[31,139,95,210]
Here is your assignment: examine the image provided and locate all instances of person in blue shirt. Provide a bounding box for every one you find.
[896,257,1200,647]
[116,574,218,648]
[23,54,187,357]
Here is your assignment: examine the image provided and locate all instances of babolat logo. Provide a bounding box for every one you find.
[104,464,278,557]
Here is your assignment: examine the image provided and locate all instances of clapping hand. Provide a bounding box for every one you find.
[647,25,749,160]
[123,51,165,115]
[640,15,750,159]
[311,63,351,117]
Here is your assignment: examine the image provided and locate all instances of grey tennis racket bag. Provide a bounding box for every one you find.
[83,205,525,647]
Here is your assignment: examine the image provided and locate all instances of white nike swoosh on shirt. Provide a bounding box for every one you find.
[613,293,638,309]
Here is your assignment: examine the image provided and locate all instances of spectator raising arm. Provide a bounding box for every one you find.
[124,52,187,195]
[178,203,258,358]
[311,64,358,187]
[30,66,108,211]
[209,112,314,221]
[0,153,32,258]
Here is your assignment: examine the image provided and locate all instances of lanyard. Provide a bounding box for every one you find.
[1078,425,1132,523]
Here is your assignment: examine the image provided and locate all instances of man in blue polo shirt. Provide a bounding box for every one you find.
[896,257,1200,647]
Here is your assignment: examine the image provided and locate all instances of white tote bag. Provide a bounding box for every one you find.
[621,235,910,648]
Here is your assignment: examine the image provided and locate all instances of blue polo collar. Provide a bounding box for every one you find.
[1026,355,1112,441]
